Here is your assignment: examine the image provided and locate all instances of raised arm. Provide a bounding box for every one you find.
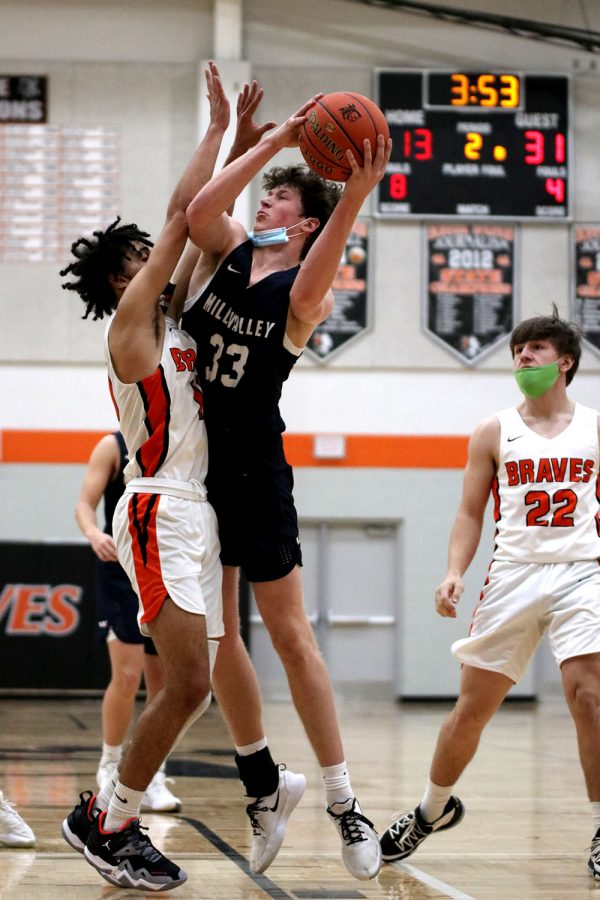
[167,79,276,319]
[287,133,392,346]
[109,62,230,380]
[75,435,121,563]
[435,416,499,618]
[186,96,320,256]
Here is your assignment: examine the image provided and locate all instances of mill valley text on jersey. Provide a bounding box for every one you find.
[182,240,302,440]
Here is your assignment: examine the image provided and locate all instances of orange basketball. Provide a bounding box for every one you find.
[299,92,389,182]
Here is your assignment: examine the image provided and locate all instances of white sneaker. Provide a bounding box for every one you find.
[96,758,119,791]
[141,769,181,813]
[327,796,381,880]
[0,791,36,847]
[246,767,306,874]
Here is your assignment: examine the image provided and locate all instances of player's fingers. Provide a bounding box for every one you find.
[256,121,277,138]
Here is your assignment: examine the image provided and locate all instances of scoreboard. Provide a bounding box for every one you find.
[376,70,570,221]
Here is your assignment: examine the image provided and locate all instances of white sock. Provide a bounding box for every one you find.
[104,780,144,831]
[100,742,122,764]
[420,779,453,824]
[591,800,600,833]
[235,737,268,756]
[322,761,353,808]
[95,768,119,811]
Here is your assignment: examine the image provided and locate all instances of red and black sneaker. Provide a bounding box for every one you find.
[61,790,97,853]
[84,810,188,891]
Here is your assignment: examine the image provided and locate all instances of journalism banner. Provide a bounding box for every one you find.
[424,223,517,365]
[572,224,600,357]
[0,541,110,690]
[306,219,370,362]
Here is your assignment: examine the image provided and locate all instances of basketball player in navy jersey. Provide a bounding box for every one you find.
[76,431,181,812]
[380,310,600,881]
[171,99,392,880]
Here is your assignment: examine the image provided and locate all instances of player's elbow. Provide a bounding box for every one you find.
[290,292,333,327]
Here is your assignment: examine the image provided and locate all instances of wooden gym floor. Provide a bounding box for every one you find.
[0,690,597,899]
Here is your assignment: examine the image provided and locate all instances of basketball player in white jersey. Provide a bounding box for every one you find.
[380,309,600,881]
[59,63,272,892]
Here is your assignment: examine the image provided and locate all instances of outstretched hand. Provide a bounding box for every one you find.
[205,60,230,132]
[343,133,393,199]
[232,80,277,155]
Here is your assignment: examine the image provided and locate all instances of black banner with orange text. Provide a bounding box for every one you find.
[0,541,109,691]
[424,223,516,365]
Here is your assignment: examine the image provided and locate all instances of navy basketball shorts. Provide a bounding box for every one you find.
[208,462,303,583]
[94,560,157,655]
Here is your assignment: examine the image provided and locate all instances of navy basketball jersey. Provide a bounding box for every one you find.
[182,240,302,452]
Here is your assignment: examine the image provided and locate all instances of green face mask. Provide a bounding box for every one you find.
[514,361,561,399]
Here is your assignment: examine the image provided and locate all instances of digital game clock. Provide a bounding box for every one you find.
[376,70,570,220]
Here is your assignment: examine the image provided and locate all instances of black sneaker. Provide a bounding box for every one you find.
[380,796,464,862]
[588,825,600,879]
[61,790,97,854]
[84,810,188,891]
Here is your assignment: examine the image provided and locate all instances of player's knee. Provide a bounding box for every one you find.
[568,682,600,720]
[449,702,489,734]
[186,674,212,711]
[271,622,319,669]
[112,667,142,697]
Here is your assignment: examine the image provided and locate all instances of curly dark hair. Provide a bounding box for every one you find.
[510,304,583,385]
[261,165,342,258]
[60,217,154,320]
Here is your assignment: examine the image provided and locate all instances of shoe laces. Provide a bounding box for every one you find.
[331,800,375,846]
[245,797,272,836]
[590,830,600,859]
[388,810,414,839]
[121,820,163,863]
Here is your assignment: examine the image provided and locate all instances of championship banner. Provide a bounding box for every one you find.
[0,541,110,691]
[306,219,370,362]
[572,224,600,357]
[424,223,517,365]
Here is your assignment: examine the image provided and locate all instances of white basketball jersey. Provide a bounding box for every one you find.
[493,403,600,563]
[104,316,208,486]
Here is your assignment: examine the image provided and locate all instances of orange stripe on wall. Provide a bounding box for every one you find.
[0,429,469,468]
[1,430,109,464]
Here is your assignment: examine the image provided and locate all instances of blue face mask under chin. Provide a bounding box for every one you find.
[247,226,289,247]
[248,219,312,248]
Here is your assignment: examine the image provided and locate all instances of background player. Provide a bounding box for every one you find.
[76,431,180,812]
[0,790,35,848]
[171,98,392,880]
[379,309,600,881]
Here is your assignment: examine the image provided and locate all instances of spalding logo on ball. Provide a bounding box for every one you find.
[299,92,390,182]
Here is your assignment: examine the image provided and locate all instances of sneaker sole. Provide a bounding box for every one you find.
[250,774,307,875]
[0,836,35,848]
[61,818,86,854]
[84,846,187,892]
